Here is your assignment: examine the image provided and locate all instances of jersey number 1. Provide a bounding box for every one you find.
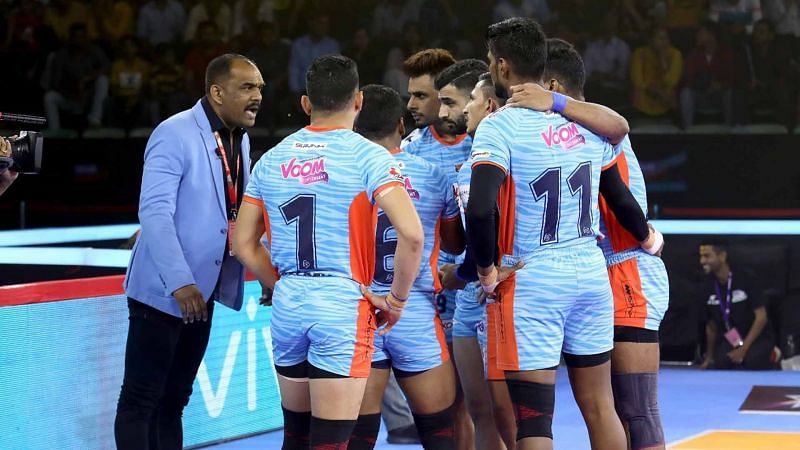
[529,162,593,245]
[279,194,317,270]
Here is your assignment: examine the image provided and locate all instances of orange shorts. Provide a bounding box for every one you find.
[607,255,669,331]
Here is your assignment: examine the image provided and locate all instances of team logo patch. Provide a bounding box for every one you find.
[388,166,403,180]
[280,156,328,184]
[404,177,420,200]
[541,122,585,150]
[471,150,490,159]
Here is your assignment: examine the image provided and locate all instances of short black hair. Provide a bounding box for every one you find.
[448,70,484,94]
[434,59,489,90]
[486,17,547,80]
[700,239,729,254]
[205,53,257,93]
[305,54,360,112]
[355,84,404,141]
[544,38,586,98]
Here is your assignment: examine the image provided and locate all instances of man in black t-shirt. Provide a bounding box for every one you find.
[699,240,776,370]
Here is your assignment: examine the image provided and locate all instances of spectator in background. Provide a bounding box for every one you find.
[371,0,421,39]
[231,0,275,39]
[583,13,631,109]
[107,35,150,129]
[383,22,424,101]
[763,0,800,38]
[736,19,794,126]
[680,21,735,128]
[666,0,709,51]
[631,27,683,119]
[709,0,762,34]
[698,241,777,370]
[493,0,552,23]
[148,44,190,125]
[184,0,232,43]
[618,0,668,44]
[244,21,290,128]
[43,0,96,42]
[4,0,43,50]
[417,0,459,44]
[42,23,109,130]
[94,0,135,48]
[287,12,339,95]
[137,0,186,47]
[343,27,383,85]
[185,21,231,98]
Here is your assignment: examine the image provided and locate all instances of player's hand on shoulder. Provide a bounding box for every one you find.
[507,83,553,111]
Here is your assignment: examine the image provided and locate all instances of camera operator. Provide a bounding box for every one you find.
[0,137,19,196]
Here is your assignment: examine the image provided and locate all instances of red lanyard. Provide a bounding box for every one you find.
[214,131,240,218]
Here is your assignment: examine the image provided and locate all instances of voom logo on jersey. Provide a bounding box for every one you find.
[281,157,328,184]
[541,122,586,150]
[403,176,420,200]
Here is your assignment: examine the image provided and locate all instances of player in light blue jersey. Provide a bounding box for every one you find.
[436,67,514,450]
[233,55,424,450]
[507,39,668,450]
[347,84,465,450]
[400,48,475,448]
[466,19,631,450]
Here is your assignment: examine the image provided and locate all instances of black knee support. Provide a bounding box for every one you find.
[310,416,357,450]
[505,379,555,441]
[281,407,311,450]
[412,404,455,450]
[347,413,381,450]
[612,372,664,450]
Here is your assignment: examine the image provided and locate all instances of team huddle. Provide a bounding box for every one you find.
[234,17,668,450]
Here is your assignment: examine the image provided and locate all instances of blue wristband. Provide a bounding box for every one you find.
[551,92,568,113]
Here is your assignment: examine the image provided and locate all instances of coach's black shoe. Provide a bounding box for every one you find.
[386,425,420,444]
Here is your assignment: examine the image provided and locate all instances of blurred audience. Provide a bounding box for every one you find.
[232,0,275,40]
[94,0,135,48]
[184,20,230,98]
[631,27,683,120]
[107,35,149,129]
[136,0,186,47]
[583,13,631,109]
[735,19,794,126]
[245,21,290,128]
[493,0,552,23]
[41,23,109,130]
[680,21,735,128]
[184,0,232,43]
[0,0,795,132]
[288,12,340,95]
[147,43,190,125]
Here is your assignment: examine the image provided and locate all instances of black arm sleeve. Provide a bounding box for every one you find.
[457,245,479,282]
[598,164,649,242]
[466,164,506,268]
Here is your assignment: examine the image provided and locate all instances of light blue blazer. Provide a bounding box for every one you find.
[124,100,250,317]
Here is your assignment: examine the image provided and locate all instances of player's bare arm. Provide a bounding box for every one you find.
[439,214,465,255]
[507,82,629,145]
[232,201,278,291]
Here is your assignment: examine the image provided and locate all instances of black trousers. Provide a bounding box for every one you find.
[712,334,776,370]
[115,298,214,450]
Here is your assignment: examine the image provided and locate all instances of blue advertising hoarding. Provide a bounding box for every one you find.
[0,281,282,449]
